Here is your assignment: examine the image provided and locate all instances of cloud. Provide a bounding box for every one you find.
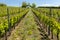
[38,4,59,7]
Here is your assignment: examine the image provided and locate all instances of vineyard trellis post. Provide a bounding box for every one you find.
[4,7,9,40]
[57,29,59,40]
[48,8,51,36]
[50,8,54,39]
[7,7,11,35]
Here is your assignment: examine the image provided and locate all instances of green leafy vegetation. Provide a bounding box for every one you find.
[0,2,60,40]
[32,8,60,40]
[0,8,29,36]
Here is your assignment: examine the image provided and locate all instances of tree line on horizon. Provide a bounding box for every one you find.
[0,2,36,8]
[0,2,60,8]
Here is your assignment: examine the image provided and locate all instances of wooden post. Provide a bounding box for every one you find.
[48,25,50,36]
[48,8,51,36]
[57,29,59,40]
[7,7,11,36]
[51,29,53,39]
[5,29,7,40]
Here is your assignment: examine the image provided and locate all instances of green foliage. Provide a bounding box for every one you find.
[0,3,6,6]
[0,6,7,17]
[21,2,27,8]
[0,5,26,17]
[0,8,29,37]
[37,8,60,21]
[21,2,36,8]
[31,3,36,8]
[32,8,60,35]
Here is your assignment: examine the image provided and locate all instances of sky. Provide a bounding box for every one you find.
[0,0,60,7]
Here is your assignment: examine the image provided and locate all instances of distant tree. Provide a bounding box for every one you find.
[31,3,36,8]
[27,3,31,8]
[21,2,27,8]
[27,3,30,6]
[0,3,6,6]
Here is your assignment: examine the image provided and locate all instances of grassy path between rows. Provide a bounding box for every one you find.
[7,10,41,40]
